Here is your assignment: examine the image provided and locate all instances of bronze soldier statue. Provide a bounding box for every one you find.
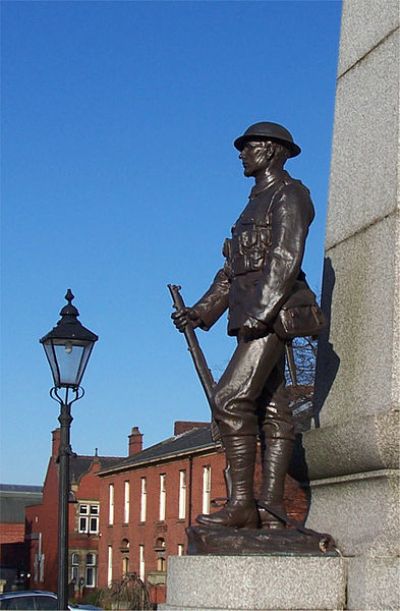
[173,122,317,531]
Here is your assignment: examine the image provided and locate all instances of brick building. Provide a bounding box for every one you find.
[97,422,225,606]
[0,484,42,591]
[25,430,123,598]
[97,422,309,606]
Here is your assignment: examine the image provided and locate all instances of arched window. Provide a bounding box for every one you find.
[120,538,130,552]
[154,538,166,572]
[120,539,130,577]
[70,552,79,582]
[155,537,166,549]
[85,553,97,588]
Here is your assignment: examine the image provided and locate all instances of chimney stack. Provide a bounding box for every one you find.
[128,426,143,456]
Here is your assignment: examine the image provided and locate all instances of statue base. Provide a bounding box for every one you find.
[186,524,336,556]
[159,554,347,610]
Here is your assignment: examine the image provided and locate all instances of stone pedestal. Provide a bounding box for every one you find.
[160,555,346,611]
[303,1,400,609]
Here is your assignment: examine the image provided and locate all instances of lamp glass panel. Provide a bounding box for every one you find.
[53,342,85,387]
[43,342,61,387]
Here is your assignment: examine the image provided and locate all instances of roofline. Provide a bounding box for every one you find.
[0,489,43,495]
[0,485,43,492]
[97,442,220,476]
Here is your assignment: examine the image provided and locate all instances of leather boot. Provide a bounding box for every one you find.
[196,435,258,529]
[258,438,294,529]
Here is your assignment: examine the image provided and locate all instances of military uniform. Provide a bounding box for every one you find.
[193,169,315,440]
[178,121,317,529]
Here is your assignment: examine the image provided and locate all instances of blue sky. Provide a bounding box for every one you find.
[1,0,342,485]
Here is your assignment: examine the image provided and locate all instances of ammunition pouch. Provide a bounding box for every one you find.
[224,221,272,276]
[273,288,326,340]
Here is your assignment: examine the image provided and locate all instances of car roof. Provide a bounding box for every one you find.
[0,591,56,598]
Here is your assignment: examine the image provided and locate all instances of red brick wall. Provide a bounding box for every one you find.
[26,456,60,593]
[97,449,227,604]
[25,455,106,595]
[0,523,25,544]
[0,523,28,579]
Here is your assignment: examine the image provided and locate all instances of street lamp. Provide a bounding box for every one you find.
[40,289,98,611]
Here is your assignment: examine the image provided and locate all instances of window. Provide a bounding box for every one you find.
[39,554,45,582]
[177,544,184,556]
[85,553,97,588]
[34,552,45,583]
[124,481,130,523]
[155,537,166,572]
[33,595,58,610]
[122,556,129,576]
[71,552,79,582]
[121,538,130,576]
[107,546,113,587]
[109,484,114,526]
[178,470,186,520]
[1,595,36,609]
[202,466,211,514]
[139,545,145,581]
[78,504,99,534]
[140,477,147,523]
[159,474,166,521]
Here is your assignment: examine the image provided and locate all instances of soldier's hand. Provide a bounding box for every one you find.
[171,307,202,332]
[240,317,268,340]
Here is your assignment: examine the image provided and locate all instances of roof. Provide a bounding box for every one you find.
[99,425,219,476]
[69,455,124,484]
[0,485,43,523]
[0,484,42,493]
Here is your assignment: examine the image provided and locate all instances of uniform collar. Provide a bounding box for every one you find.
[249,170,288,198]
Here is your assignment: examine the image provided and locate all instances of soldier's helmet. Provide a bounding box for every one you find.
[234,122,301,158]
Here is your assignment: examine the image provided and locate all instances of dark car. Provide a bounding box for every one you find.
[0,591,102,611]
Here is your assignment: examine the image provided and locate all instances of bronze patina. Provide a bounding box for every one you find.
[171,122,334,554]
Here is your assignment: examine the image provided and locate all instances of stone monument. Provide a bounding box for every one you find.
[304,1,399,609]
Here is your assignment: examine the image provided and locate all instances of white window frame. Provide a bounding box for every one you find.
[178,470,186,520]
[124,481,130,523]
[109,484,114,526]
[159,474,166,521]
[202,465,211,515]
[139,544,145,582]
[140,477,147,523]
[71,552,80,582]
[107,546,113,587]
[78,503,99,534]
[85,552,97,588]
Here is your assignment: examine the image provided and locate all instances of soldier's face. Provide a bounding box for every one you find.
[239,140,270,177]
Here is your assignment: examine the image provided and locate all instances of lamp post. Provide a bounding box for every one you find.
[40,290,98,611]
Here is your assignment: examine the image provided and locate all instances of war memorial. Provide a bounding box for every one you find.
[162,1,400,609]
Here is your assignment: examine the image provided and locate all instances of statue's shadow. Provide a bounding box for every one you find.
[288,257,340,523]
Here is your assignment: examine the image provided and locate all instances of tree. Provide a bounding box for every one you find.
[286,337,318,434]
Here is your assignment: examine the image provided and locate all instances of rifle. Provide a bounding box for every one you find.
[285,341,298,386]
[168,284,231,498]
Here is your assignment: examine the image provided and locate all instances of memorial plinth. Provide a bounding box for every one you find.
[160,555,346,611]
[303,1,400,608]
